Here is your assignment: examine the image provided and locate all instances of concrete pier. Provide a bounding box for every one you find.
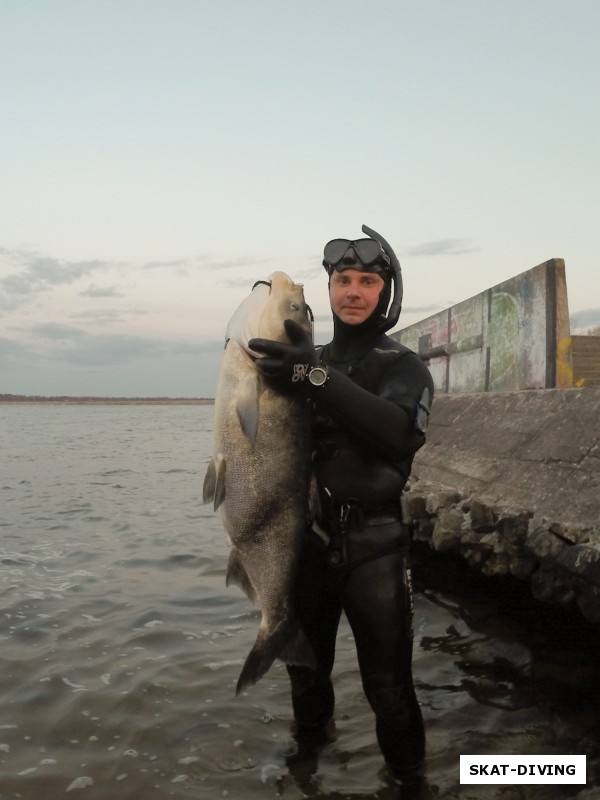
[404,387,600,622]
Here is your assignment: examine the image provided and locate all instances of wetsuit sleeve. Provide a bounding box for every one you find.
[311,352,433,462]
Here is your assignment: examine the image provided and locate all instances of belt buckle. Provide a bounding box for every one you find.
[340,500,364,534]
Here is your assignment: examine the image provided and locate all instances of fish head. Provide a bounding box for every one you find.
[226,271,312,355]
[258,271,312,342]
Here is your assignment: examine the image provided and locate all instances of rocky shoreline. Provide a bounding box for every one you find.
[405,387,600,625]
[404,482,600,623]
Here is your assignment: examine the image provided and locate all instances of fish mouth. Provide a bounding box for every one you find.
[252,279,272,292]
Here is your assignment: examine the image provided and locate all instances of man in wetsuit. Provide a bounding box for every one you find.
[249,225,433,781]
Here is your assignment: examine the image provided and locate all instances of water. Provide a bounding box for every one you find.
[1,403,598,799]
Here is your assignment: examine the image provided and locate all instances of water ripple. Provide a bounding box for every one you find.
[0,404,597,799]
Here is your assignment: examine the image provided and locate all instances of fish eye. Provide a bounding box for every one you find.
[290,302,300,311]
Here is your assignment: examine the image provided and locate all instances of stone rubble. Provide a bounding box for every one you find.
[403,480,600,623]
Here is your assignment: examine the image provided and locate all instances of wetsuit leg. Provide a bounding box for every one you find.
[287,536,341,731]
[341,547,425,774]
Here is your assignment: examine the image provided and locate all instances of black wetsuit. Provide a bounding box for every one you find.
[287,326,434,775]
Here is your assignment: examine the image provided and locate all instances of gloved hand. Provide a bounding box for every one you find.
[249,319,317,391]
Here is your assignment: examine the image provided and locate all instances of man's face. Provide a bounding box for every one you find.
[329,268,385,325]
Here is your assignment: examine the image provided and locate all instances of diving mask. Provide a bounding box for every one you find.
[322,238,391,274]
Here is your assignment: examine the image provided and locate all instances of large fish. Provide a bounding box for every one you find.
[203,271,315,695]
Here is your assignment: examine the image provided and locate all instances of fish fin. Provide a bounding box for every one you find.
[226,549,257,602]
[236,379,260,444]
[202,459,216,505]
[236,628,277,696]
[202,455,226,510]
[277,623,317,671]
[235,620,316,696]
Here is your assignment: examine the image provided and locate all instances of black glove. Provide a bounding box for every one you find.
[249,319,317,391]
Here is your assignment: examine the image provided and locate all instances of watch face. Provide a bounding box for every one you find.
[309,367,327,386]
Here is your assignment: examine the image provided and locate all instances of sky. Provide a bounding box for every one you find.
[1,0,599,397]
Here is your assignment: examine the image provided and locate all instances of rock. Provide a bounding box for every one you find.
[509,553,537,580]
[431,509,464,552]
[576,586,600,624]
[469,498,499,532]
[557,545,600,582]
[496,510,532,544]
[548,521,590,545]
[403,493,428,522]
[426,490,462,516]
[530,563,575,605]
[525,525,567,560]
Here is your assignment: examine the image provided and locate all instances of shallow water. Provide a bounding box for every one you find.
[1,403,598,799]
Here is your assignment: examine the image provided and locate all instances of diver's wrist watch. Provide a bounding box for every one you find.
[308,365,329,388]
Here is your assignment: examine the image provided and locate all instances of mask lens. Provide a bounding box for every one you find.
[353,238,384,265]
[323,239,352,266]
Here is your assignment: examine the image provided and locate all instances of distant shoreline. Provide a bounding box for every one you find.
[0,394,214,405]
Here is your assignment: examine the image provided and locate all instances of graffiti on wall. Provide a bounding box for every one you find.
[393,259,572,393]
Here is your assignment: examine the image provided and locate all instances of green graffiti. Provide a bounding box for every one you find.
[489,292,520,388]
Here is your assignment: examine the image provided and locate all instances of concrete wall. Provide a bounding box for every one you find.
[404,387,600,623]
[393,259,573,392]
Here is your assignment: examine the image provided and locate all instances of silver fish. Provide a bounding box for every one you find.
[203,271,315,694]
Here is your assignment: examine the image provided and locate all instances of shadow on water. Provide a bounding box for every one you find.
[411,544,600,798]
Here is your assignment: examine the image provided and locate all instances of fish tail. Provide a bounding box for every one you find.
[278,624,316,671]
[235,621,316,696]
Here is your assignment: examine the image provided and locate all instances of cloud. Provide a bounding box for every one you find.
[402,304,446,314]
[292,266,323,281]
[79,283,124,298]
[69,309,130,324]
[211,257,274,271]
[405,239,479,257]
[218,274,266,289]
[0,335,29,366]
[141,257,198,275]
[0,247,112,311]
[24,322,221,367]
[571,308,600,329]
[31,322,87,341]
[1,335,225,397]
[139,253,274,276]
[1,326,225,396]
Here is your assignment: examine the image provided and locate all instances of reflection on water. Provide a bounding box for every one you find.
[1,403,598,799]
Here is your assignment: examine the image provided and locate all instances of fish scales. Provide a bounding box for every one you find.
[203,272,316,694]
